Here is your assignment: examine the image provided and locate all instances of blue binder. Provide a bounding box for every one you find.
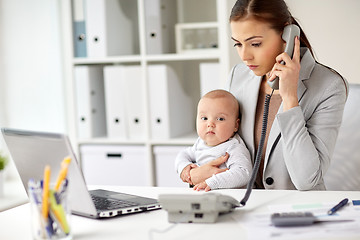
[73,21,87,58]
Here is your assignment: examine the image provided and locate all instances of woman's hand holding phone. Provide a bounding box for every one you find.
[269,36,301,111]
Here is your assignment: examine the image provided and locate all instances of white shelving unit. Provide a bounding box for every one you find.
[60,0,238,186]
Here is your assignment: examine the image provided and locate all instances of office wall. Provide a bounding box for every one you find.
[0,0,66,134]
[286,0,360,83]
[0,0,65,179]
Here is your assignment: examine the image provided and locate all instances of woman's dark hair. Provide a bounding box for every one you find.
[230,0,314,57]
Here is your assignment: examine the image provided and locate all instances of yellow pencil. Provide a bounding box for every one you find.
[54,157,71,191]
[42,165,51,219]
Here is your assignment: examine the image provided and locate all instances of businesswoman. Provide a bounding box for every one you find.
[187,0,348,190]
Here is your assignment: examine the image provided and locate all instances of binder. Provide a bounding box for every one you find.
[199,62,221,96]
[74,65,107,139]
[144,0,176,54]
[84,0,139,57]
[73,0,87,57]
[122,65,145,140]
[103,65,128,139]
[148,64,194,139]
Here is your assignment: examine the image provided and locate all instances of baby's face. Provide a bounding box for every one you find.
[196,97,239,146]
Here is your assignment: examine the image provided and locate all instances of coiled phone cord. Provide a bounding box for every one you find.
[240,89,274,206]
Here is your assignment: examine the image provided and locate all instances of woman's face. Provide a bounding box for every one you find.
[230,18,285,77]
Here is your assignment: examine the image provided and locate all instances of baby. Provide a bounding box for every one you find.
[175,89,252,191]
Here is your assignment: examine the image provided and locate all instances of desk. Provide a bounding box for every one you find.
[0,177,28,212]
[0,186,359,240]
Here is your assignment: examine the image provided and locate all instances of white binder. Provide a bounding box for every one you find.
[103,65,128,139]
[144,0,176,54]
[148,64,194,139]
[74,65,107,139]
[199,62,221,96]
[122,65,145,140]
[85,0,139,57]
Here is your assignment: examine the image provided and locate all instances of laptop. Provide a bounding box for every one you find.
[1,128,161,218]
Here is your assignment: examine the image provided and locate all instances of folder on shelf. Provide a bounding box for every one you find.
[73,0,87,57]
[144,0,176,54]
[74,65,107,139]
[199,62,221,96]
[84,0,139,57]
[122,65,145,140]
[148,64,194,139]
[103,65,128,139]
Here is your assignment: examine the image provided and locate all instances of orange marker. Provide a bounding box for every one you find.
[42,165,51,219]
[54,157,71,191]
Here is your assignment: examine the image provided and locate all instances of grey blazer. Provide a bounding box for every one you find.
[226,48,348,190]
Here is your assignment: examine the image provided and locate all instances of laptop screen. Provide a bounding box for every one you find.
[1,128,97,216]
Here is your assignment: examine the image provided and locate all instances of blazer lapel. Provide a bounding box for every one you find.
[241,75,262,160]
[264,48,314,168]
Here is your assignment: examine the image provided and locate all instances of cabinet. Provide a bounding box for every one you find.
[60,0,238,186]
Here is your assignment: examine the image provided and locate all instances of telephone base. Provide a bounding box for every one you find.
[167,211,219,223]
[158,193,240,223]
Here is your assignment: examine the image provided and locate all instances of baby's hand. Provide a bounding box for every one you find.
[180,164,197,185]
[193,181,211,192]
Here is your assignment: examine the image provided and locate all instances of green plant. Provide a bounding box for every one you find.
[0,152,8,171]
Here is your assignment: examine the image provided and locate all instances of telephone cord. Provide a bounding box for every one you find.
[240,88,274,206]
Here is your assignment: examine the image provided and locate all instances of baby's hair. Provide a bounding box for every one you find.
[202,89,240,119]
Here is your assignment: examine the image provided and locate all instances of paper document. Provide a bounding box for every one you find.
[232,201,360,240]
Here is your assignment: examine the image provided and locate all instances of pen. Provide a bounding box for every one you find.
[54,157,71,191]
[49,190,70,234]
[59,178,69,201]
[328,198,348,215]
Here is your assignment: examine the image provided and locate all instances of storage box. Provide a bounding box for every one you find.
[175,22,219,54]
[80,145,149,186]
[154,146,190,187]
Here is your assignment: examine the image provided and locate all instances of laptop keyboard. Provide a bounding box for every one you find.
[91,195,138,210]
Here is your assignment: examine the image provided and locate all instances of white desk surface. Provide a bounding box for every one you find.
[0,177,28,211]
[0,186,359,240]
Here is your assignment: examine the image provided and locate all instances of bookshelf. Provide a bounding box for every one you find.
[60,0,238,186]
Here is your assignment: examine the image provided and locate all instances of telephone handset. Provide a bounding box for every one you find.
[267,24,301,90]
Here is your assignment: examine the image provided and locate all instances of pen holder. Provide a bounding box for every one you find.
[28,180,72,240]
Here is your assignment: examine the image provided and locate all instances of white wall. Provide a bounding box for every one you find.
[0,0,66,180]
[0,0,66,133]
[286,0,360,83]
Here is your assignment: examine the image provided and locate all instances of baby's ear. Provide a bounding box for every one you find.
[235,118,240,132]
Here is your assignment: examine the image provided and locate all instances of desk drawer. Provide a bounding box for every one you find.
[80,145,149,186]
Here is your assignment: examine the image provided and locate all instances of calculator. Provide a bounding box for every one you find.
[271,212,317,227]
